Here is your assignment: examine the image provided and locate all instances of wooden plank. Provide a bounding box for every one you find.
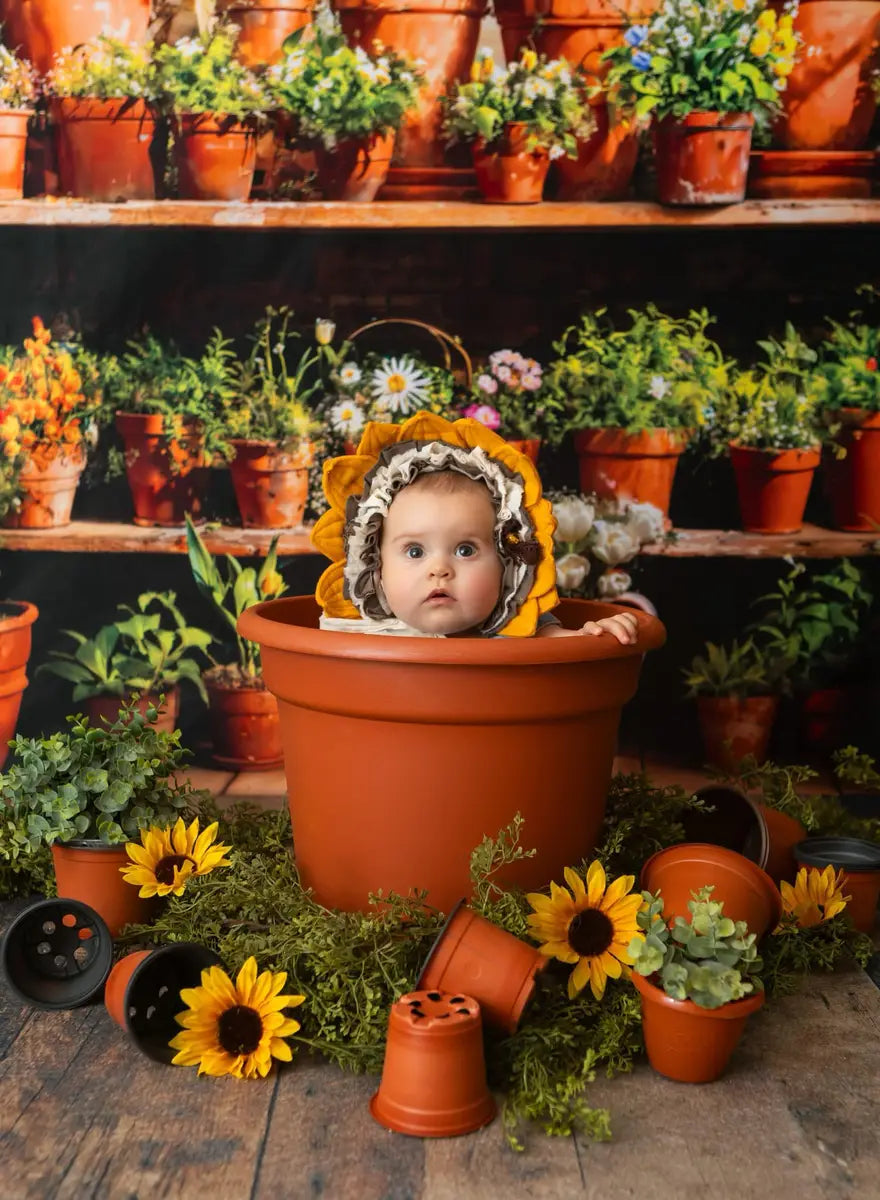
[222,770,287,799]
[1,198,880,232]
[0,520,314,556]
[641,523,880,559]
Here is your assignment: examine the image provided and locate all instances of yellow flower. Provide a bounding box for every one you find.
[750,30,772,57]
[756,8,777,30]
[778,12,794,31]
[314,318,335,346]
[773,56,795,76]
[481,54,495,78]
[120,818,233,898]
[470,61,481,81]
[260,567,284,596]
[526,861,644,1000]
[779,865,850,928]
[169,957,305,1079]
[520,49,537,71]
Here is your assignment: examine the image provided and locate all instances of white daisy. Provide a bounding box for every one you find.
[338,362,361,386]
[369,356,432,415]
[329,399,366,437]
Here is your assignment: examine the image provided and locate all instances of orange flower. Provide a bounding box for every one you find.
[62,420,81,443]
[43,419,60,440]
[0,366,7,384]
[8,371,24,391]
[20,429,36,449]
[3,438,21,459]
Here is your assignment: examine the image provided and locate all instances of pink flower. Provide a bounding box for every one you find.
[520,373,542,391]
[495,364,513,384]
[477,372,498,395]
[463,403,502,430]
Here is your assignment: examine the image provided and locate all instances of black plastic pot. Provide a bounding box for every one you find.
[793,836,880,871]
[1,898,113,1010]
[683,786,768,865]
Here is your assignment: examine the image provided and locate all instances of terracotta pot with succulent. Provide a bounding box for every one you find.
[0,700,204,934]
[45,36,159,201]
[442,48,594,204]
[0,0,152,77]
[0,44,38,199]
[0,317,100,529]
[604,0,798,205]
[545,304,729,518]
[153,25,269,201]
[630,886,764,1083]
[459,348,566,464]
[185,515,288,770]
[36,589,213,734]
[265,20,424,201]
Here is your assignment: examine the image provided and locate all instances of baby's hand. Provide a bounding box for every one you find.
[578,612,639,645]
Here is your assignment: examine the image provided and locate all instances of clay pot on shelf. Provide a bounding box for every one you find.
[229,439,313,528]
[654,112,754,206]
[0,110,33,198]
[0,897,113,1010]
[633,970,765,1083]
[696,694,780,774]
[729,444,820,534]
[175,115,257,201]
[553,102,640,201]
[505,437,541,465]
[684,785,806,886]
[237,595,665,912]
[51,98,156,201]
[2,445,86,529]
[572,427,689,517]
[0,599,39,771]
[204,670,284,771]
[313,131,395,202]
[81,687,180,735]
[747,149,877,198]
[51,841,158,937]
[370,990,496,1136]
[822,408,880,530]
[0,0,152,76]
[794,835,880,932]
[219,0,315,66]
[472,123,550,204]
[115,411,210,527]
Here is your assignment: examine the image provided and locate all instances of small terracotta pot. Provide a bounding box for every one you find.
[313,131,395,201]
[640,843,783,938]
[52,97,156,201]
[0,109,32,199]
[654,112,754,206]
[175,115,257,201]
[229,438,313,528]
[553,102,639,201]
[822,408,880,531]
[82,687,180,735]
[2,445,85,529]
[0,897,113,1010]
[757,804,808,886]
[417,899,548,1033]
[370,990,496,1136]
[794,835,880,932]
[696,694,780,772]
[51,841,158,938]
[633,971,765,1083]
[747,149,876,198]
[205,672,284,771]
[220,0,315,66]
[473,122,550,204]
[684,786,806,886]
[505,437,541,465]
[0,599,38,771]
[105,943,225,1061]
[729,444,820,534]
[572,426,688,517]
[115,411,210,527]
[0,0,152,75]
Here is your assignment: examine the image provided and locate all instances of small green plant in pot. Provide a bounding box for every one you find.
[629,886,764,1082]
[185,514,288,770]
[0,44,39,200]
[459,349,566,460]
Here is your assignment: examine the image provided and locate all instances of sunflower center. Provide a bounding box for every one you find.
[386,373,406,393]
[568,908,614,958]
[154,854,195,885]
[217,1005,263,1056]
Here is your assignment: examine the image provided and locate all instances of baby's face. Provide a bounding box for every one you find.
[379,484,503,635]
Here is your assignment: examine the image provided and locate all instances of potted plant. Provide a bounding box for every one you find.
[265,20,424,201]
[603,0,798,205]
[630,886,764,1083]
[0,316,100,529]
[36,590,213,733]
[441,48,594,204]
[545,304,730,518]
[683,638,782,772]
[713,324,824,534]
[0,700,203,934]
[185,514,289,770]
[153,25,269,200]
[0,44,38,200]
[459,349,565,463]
[44,35,159,201]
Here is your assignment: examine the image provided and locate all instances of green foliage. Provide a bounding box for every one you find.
[38,590,213,704]
[727,756,821,830]
[594,770,711,879]
[631,887,763,1009]
[682,637,774,699]
[833,744,880,791]
[761,913,873,999]
[153,27,269,120]
[816,287,880,415]
[45,35,159,101]
[0,842,54,900]
[0,44,39,109]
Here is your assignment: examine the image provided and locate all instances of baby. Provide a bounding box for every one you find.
[379,470,638,644]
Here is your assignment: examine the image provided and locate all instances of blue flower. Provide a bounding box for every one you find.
[624,25,649,47]
[631,49,652,70]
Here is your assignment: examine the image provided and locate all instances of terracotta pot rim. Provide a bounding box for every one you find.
[115,410,206,433]
[729,441,821,461]
[52,838,129,853]
[0,599,39,633]
[641,841,783,929]
[826,407,880,428]
[417,896,468,988]
[0,107,34,119]
[632,969,766,1019]
[203,667,269,693]
[51,96,152,118]
[696,691,779,705]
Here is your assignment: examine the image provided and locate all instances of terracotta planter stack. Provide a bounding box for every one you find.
[52,98,156,202]
[0,599,38,770]
[572,427,688,518]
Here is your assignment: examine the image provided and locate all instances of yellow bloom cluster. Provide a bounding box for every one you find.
[750,8,797,78]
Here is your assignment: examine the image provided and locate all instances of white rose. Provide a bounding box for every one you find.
[625,501,665,546]
[590,520,640,565]
[555,553,590,591]
[552,495,595,544]
[597,569,633,598]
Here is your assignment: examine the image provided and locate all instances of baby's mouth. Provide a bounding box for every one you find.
[426,589,453,602]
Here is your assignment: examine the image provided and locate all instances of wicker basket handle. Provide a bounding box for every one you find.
[346,318,473,388]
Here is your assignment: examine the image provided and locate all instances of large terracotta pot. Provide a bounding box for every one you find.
[633,971,765,1084]
[654,112,754,206]
[175,115,257,201]
[51,841,157,937]
[51,97,155,201]
[237,595,666,912]
[696,694,780,773]
[82,687,180,735]
[115,411,210,527]
[822,408,880,530]
[472,121,550,203]
[729,444,820,534]
[0,109,32,199]
[205,671,284,771]
[572,426,688,517]
[219,0,315,66]
[772,0,880,150]
[313,131,396,201]
[0,0,152,75]
[495,0,659,80]
[2,444,86,528]
[229,439,313,528]
[334,0,488,169]
[553,102,639,201]
[0,599,38,770]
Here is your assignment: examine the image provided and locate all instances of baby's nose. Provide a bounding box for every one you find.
[429,557,452,577]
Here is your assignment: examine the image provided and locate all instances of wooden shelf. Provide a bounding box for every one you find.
[1,197,880,231]
[0,519,877,557]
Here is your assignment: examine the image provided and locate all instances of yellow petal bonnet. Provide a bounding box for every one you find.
[311,411,558,637]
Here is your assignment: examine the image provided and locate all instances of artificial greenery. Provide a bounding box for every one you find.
[762,911,873,999]
[45,35,159,101]
[0,43,38,110]
[153,27,268,120]
[816,287,880,416]
[37,590,213,705]
[682,637,775,699]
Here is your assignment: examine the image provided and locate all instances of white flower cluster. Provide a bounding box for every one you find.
[550,494,664,598]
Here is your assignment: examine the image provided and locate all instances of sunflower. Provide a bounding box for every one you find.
[526,861,644,1000]
[780,865,850,928]
[369,355,431,415]
[120,817,232,898]
[169,957,305,1079]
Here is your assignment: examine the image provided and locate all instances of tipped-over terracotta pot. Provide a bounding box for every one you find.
[238,596,665,912]
[685,786,806,886]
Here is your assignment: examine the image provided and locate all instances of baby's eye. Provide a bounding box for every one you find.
[404,545,424,559]
[455,543,476,558]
